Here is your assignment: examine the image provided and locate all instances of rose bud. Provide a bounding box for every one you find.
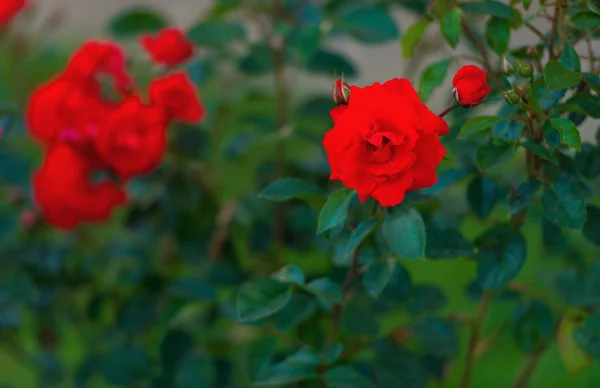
[452,65,493,107]
[333,79,351,105]
[20,208,39,230]
[517,61,534,78]
[504,90,521,105]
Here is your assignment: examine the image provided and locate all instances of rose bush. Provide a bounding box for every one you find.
[1,0,600,387]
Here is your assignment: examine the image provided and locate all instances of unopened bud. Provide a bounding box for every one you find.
[504,90,521,105]
[5,186,25,206]
[517,61,533,78]
[333,79,351,105]
[20,209,39,230]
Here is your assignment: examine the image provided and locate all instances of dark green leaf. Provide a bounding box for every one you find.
[476,142,517,170]
[559,42,581,72]
[239,44,274,75]
[341,297,378,334]
[425,226,475,259]
[541,182,587,230]
[305,278,343,304]
[306,49,357,77]
[108,7,167,38]
[275,293,318,331]
[272,265,305,285]
[509,180,541,216]
[402,18,431,58]
[522,140,558,165]
[486,17,510,56]
[419,59,452,102]
[379,262,413,303]
[458,116,502,139]
[321,344,344,365]
[317,188,355,234]
[573,312,600,359]
[542,218,565,252]
[576,143,600,179]
[362,259,396,298]
[461,1,514,19]
[511,300,556,353]
[382,208,426,259]
[544,60,582,90]
[467,176,499,219]
[374,340,428,388]
[255,361,317,386]
[571,11,600,28]
[285,348,321,365]
[344,219,379,260]
[160,330,193,374]
[186,20,245,48]
[175,352,216,388]
[412,317,458,357]
[168,277,216,301]
[260,177,323,204]
[409,284,447,314]
[550,118,581,150]
[441,8,462,48]
[555,263,600,308]
[337,6,399,43]
[557,316,593,374]
[324,366,377,388]
[237,278,292,322]
[493,115,524,143]
[583,205,600,247]
[476,225,527,290]
[101,347,151,386]
[543,120,561,149]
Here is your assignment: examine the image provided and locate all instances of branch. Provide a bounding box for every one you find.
[512,349,544,388]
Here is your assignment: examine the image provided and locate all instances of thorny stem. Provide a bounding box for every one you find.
[459,290,493,388]
[328,201,380,343]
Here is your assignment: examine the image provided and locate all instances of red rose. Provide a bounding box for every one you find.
[322,78,449,207]
[140,28,195,67]
[33,145,126,230]
[0,0,26,27]
[149,72,205,123]
[452,65,493,107]
[95,96,168,180]
[64,40,132,91]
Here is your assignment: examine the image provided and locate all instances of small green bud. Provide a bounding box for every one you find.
[517,61,534,78]
[504,90,521,105]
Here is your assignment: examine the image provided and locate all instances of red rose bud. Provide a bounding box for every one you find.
[333,79,351,105]
[20,208,39,230]
[452,65,493,107]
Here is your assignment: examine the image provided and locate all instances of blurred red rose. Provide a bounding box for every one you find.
[322,78,449,207]
[33,145,126,230]
[140,28,195,67]
[0,0,26,27]
[452,65,493,107]
[149,72,205,123]
[95,96,168,180]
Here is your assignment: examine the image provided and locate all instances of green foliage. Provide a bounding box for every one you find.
[107,7,168,38]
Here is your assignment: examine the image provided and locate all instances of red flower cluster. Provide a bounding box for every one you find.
[140,28,195,67]
[452,65,493,107]
[0,0,26,27]
[323,79,449,207]
[27,35,204,230]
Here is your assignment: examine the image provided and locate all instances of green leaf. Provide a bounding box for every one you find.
[305,278,343,304]
[306,49,357,77]
[511,300,556,353]
[441,8,462,48]
[379,263,413,303]
[576,143,600,179]
[160,329,193,374]
[543,120,561,149]
[255,361,317,386]
[523,0,533,10]
[101,347,151,386]
[175,352,216,388]
[509,180,541,216]
[344,219,379,260]
[382,208,426,259]
[186,20,245,49]
[321,344,344,365]
[476,226,527,290]
[337,6,399,43]
[541,181,587,230]
[583,205,600,247]
[285,348,321,365]
[555,264,600,308]
[410,284,447,314]
[324,366,377,388]
[467,176,499,219]
[559,42,581,72]
[239,43,274,75]
[275,293,318,331]
[237,278,292,322]
[272,265,305,285]
[573,312,600,360]
[402,18,431,58]
[522,140,558,165]
[362,259,396,298]
[425,226,475,259]
[557,316,593,374]
[412,317,458,357]
[260,177,323,204]
[544,60,582,91]
[317,188,355,234]
[571,11,600,29]
[341,297,378,334]
[107,7,167,38]
[550,118,582,150]
[461,1,514,19]
[476,142,517,170]
[458,116,502,139]
[486,17,510,56]
[418,59,451,102]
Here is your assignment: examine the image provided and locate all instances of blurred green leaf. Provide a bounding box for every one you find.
[573,312,600,359]
[458,116,502,139]
[324,365,377,388]
[272,264,305,285]
[509,180,541,216]
[101,347,151,386]
[511,300,556,353]
[363,259,396,298]
[441,8,462,48]
[557,315,593,375]
[306,49,357,77]
[522,140,558,165]
[486,17,510,56]
[571,11,600,28]
[402,18,431,58]
[175,352,215,388]
[344,218,379,260]
[583,205,600,247]
[543,120,561,149]
[412,317,458,357]
[382,208,426,259]
[576,143,600,179]
[555,263,600,308]
[186,20,245,49]
[317,188,355,234]
[238,44,275,75]
[275,293,318,331]
[108,7,167,38]
[255,361,317,386]
[467,176,499,219]
[341,297,378,334]
[559,42,581,72]
[260,177,323,204]
[461,1,514,19]
[476,142,517,170]
[544,60,582,90]
[541,181,586,230]
[305,278,343,304]
[550,118,581,150]
[160,329,193,374]
[336,6,399,43]
[321,344,344,365]
[425,226,475,259]
[476,225,526,290]
[237,278,292,322]
[374,340,428,387]
[419,59,451,102]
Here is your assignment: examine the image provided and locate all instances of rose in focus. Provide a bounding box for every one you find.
[452,65,493,107]
[322,78,449,207]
